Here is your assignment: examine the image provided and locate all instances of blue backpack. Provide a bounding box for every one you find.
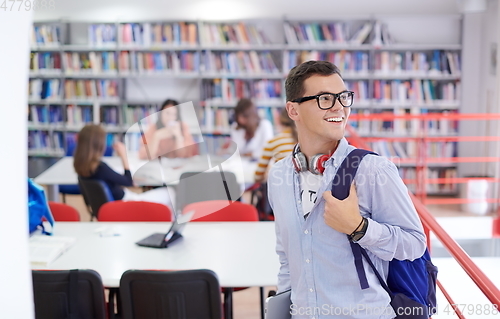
[332,149,437,319]
[28,178,54,235]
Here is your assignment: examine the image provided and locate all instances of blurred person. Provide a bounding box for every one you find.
[229,98,273,160]
[254,108,297,182]
[138,99,198,160]
[74,124,174,209]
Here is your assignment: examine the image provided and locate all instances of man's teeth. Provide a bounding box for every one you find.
[326,117,343,122]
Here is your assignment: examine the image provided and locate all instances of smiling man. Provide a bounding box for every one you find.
[268,61,426,318]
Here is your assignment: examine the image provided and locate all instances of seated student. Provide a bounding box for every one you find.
[229,98,273,160]
[74,124,174,209]
[254,108,297,183]
[138,99,198,160]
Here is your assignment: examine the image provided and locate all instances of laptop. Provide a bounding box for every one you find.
[135,210,195,248]
[265,289,291,319]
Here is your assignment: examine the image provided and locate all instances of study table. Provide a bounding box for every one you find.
[32,221,279,319]
[34,153,257,201]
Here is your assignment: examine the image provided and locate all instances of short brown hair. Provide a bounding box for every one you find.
[234,98,254,118]
[73,124,106,177]
[285,60,342,102]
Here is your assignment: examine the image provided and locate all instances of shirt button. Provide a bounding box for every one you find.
[334,163,338,167]
[297,200,301,204]
[306,259,310,263]
[309,288,314,292]
[304,230,308,234]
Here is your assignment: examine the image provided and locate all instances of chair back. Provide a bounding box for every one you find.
[98,201,173,221]
[32,269,106,319]
[78,177,114,220]
[493,217,500,237]
[176,171,241,213]
[120,269,222,319]
[48,201,80,221]
[185,200,258,222]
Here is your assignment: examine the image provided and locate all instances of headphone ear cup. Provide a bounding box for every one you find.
[310,154,329,175]
[293,152,308,173]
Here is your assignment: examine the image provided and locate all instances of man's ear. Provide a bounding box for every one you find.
[286,101,299,120]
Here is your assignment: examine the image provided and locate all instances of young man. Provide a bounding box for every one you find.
[268,60,426,319]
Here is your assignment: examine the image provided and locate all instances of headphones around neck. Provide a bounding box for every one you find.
[292,144,331,175]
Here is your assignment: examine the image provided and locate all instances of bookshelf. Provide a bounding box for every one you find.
[28,17,463,194]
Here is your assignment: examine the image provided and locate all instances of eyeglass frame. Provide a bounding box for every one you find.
[291,91,355,109]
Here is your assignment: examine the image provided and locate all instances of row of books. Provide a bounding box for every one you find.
[369,140,457,159]
[119,22,198,47]
[63,52,118,74]
[284,21,349,44]
[100,106,120,126]
[201,79,282,101]
[200,23,272,46]
[31,25,60,47]
[119,51,199,73]
[202,51,280,75]
[29,79,61,100]
[66,105,93,125]
[30,52,62,73]
[399,167,458,193]
[28,130,64,153]
[284,50,370,75]
[29,79,119,101]
[64,80,119,100]
[351,108,459,136]
[373,51,461,76]
[88,24,117,47]
[372,79,460,104]
[123,105,159,127]
[29,105,64,125]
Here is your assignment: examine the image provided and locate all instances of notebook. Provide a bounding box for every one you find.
[135,210,194,248]
[265,289,291,319]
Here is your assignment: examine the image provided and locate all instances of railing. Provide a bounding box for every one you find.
[346,122,500,318]
[348,112,500,207]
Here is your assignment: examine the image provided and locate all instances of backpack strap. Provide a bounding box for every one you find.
[330,149,378,290]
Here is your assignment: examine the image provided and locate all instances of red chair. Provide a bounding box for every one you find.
[184,200,259,222]
[182,200,259,319]
[98,201,173,222]
[493,217,500,237]
[48,201,80,222]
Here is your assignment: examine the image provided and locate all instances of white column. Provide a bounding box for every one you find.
[0,9,34,319]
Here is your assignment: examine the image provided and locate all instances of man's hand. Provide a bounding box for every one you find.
[322,184,363,235]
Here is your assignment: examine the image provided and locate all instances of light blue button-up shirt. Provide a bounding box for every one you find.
[268,138,426,319]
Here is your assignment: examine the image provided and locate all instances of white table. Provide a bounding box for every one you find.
[34,153,257,201]
[33,221,280,289]
[32,221,278,319]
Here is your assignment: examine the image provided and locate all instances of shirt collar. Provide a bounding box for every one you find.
[328,138,350,168]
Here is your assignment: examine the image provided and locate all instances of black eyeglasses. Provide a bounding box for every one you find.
[291,91,355,109]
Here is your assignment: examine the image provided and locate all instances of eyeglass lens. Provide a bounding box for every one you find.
[318,92,353,109]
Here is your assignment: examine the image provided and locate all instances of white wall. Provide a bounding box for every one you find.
[35,0,460,21]
[0,10,35,319]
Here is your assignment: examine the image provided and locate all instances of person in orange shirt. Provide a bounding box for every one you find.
[254,108,297,182]
[138,99,198,160]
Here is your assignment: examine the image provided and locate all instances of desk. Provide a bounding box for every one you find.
[33,221,279,289]
[34,154,257,201]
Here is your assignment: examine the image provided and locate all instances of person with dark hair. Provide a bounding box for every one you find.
[74,124,173,209]
[229,98,273,159]
[254,108,297,182]
[138,99,198,160]
[268,60,425,318]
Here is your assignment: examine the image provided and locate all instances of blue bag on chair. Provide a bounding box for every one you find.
[332,149,438,319]
[28,178,54,235]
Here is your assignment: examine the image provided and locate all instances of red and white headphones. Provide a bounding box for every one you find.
[291,144,331,175]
